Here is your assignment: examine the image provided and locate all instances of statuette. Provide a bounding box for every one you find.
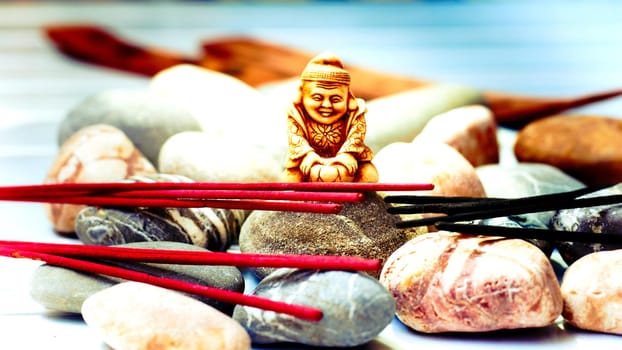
[283,52,378,183]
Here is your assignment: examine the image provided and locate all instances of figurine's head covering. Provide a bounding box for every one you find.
[300,52,351,85]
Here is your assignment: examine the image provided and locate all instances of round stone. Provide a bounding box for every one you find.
[514,114,622,186]
[238,191,407,279]
[75,173,246,251]
[380,231,562,333]
[233,268,395,347]
[82,282,251,350]
[476,163,585,256]
[58,88,202,167]
[158,131,283,183]
[44,124,156,234]
[551,184,622,265]
[30,241,245,315]
[561,249,622,335]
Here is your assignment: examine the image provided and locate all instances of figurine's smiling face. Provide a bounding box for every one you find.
[302,81,349,124]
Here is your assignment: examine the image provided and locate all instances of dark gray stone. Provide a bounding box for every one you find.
[238,191,406,279]
[75,174,245,251]
[58,89,201,166]
[30,241,244,315]
[233,268,395,347]
[552,184,622,265]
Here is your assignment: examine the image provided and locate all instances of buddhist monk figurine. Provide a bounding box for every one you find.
[283,52,379,183]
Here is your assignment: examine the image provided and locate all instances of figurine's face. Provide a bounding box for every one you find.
[302,81,349,124]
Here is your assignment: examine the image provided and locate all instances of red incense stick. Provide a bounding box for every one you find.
[0,248,323,321]
[3,195,344,214]
[0,181,434,193]
[0,240,382,271]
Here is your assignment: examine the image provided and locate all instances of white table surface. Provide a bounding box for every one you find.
[1,1,622,349]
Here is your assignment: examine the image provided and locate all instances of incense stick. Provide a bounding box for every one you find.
[396,190,620,228]
[0,240,382,271]
[435,222,622,245]
[0,248,323,321]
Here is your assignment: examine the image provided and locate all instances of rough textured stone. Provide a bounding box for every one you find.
[417,105,499,166]
[561,249,622,335]
[82,282,251,350]
[238,191,406,279]
[364,84,484,153]
[30,241,245,315]
[233,268,395,346]
[476,162,585,256]
[58,88,202,166]
[514,115,622,186]
[44,124,156,234]
[75,173,246,251]
[380,231,562,333]
[552,184,622,265]
[158,131,283,183]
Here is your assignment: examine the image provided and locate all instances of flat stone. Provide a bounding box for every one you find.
[476,163,585,255]
[561,249,622,335]
[30,241,245,315]
[75,173,246,251]
[58,88,202,167]
[238,191,406,279]
[365,84,484,153]
[158,131,283,183]
[82,282,251,350]
[233,268,395,347]
[417,105,499,167]
[380,231,562,333]
[44,124,156,234]
[551,184,622,265]
[514,115,622,186]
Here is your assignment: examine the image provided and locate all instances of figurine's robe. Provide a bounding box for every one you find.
[285,98,374,172]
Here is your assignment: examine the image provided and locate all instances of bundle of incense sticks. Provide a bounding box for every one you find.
[0,181,434,214]
[385,185,622,244]
[0,240,383,321]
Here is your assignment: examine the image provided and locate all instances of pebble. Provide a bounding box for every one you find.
[75,173,246,251]
[233,268,395,347]
[82,282,251,350]
[150,64,287,161]
[158,131,284,183]
[58,88,202,167]
[416,105,499,167]
[561,249,622,335]
[551,183,622,265]
[380,231,562,333]
[365,84,484,153]
[30,241,245,315]
[476,163,585,256]
[44,124,156,234]
[514,114,622,186]
[374,139,486,198]
[238,191,406,279]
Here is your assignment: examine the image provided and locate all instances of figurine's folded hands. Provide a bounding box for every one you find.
[300,152,322,175]
[330,153,358,175]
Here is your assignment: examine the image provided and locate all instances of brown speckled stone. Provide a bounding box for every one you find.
[238,191,406,279]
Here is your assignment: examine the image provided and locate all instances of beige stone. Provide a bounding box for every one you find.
[44,124,156,233]
[561,249,622,335]
[81,282,251,350]
[373,140,486,198]
[416,105,499,167]
[380,231,562,333]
